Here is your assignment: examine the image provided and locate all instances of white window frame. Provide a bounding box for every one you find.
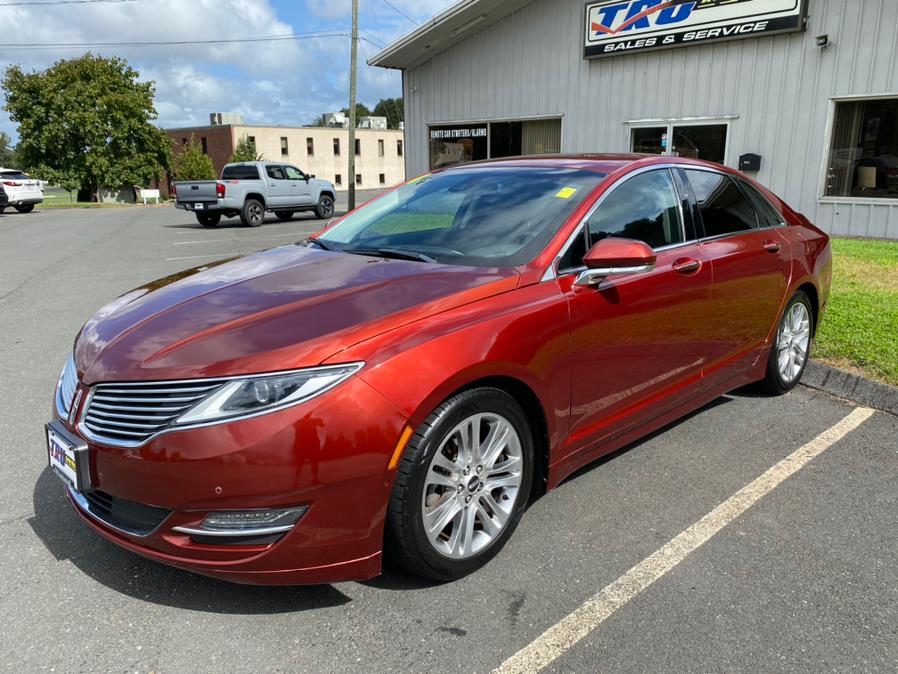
[625,115,737,166]
[818,92,898,206]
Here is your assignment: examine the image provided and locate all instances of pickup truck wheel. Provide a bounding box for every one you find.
[275,211,294,222]
[314,195,335,219]
[196,213,221,228]
[241,199,265,227]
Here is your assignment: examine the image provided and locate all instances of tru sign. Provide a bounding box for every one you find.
[590,0,697,36]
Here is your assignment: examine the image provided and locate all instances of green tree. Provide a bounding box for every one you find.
[373,97,404,130]
[174,136,215,181]
[3,53,171,200]
[229,134,263,163]
[0,132,18,168]
[341,102,371,120]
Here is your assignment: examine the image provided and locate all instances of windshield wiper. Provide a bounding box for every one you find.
[345,247,438,264]
[303,237,338,251]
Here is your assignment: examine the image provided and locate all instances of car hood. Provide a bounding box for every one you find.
[75,246,518,384]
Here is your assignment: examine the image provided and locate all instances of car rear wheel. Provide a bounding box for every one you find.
[275,211,294,222]
[196,213,221,228]
[240,198,264,227]
[314,194,335,220]
[760,290,814,395]
[14,204,34,213]
[386,388,533,581]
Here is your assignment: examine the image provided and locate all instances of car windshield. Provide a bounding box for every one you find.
[318,166,605,267]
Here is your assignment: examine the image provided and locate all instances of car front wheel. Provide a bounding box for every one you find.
[386,388,533,581]
[760,290,814,395]
[314,194,335,219]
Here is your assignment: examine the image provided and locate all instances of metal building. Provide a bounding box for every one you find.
[371,0,898,239]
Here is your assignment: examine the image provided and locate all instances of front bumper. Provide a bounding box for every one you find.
[56,375,407,585]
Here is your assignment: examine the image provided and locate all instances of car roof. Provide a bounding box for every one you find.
[442,154,735,176]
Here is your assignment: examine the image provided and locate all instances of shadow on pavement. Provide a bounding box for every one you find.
[28,467,352,614]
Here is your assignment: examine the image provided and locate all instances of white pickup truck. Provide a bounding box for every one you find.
[174,161,337,228]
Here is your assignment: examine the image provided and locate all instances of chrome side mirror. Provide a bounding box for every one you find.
[574,237,657,287]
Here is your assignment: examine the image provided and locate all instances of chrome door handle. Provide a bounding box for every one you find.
[763,241,783,253]
[672,258,701,275]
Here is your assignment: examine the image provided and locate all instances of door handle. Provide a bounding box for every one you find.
[672,258,702,275]
[763,241,783,253]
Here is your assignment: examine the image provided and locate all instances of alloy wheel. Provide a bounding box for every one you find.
[248,203,263,224]
[776,302,811,383]
[421,413,523,560]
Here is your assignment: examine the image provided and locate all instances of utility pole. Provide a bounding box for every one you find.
[348,0,359,211]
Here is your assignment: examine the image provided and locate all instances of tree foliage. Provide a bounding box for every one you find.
[373,97,404,130]
[174,136,216,181]
[229,134,263,163]
[0,132,18,169]
[2,53,171,197]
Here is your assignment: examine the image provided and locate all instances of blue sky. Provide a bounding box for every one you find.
[0,0,456,140]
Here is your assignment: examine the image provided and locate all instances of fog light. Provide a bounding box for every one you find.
[172,506,308,539]
[202,507,307,531]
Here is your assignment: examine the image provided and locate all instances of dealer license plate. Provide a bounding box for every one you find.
[47,426,79,490]
[193,203,204,210]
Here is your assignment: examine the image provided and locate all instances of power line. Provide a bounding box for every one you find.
[379,0,418,26]
[0,0,135,6]
[0,30,354,50]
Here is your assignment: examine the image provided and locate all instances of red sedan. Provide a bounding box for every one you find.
[46,155,831,585]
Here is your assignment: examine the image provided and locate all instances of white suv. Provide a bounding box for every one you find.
[0,168,43,213]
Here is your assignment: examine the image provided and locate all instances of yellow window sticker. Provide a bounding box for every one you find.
[556,187,578,199]
[409,173,432,184]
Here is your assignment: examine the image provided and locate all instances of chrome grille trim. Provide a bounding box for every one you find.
[81,379,226,447]
[55,354,78,419]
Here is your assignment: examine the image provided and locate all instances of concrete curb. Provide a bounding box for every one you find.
[802,361,898,416]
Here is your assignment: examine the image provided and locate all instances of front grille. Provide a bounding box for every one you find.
[79,489,171,536]
[56,355,78,418]
[82,380,224,446]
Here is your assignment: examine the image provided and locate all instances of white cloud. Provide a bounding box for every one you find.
[0,0,456,140]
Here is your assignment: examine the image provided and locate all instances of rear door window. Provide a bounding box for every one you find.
[684,170,759,237]
[222,165,260,180]
[738,180,783,228]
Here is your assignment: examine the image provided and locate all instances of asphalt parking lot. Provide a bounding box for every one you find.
[1,203,896,673]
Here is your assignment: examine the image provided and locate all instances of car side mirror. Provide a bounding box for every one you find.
[575,237,657,287]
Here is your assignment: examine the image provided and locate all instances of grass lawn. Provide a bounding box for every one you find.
[815,238,898,386]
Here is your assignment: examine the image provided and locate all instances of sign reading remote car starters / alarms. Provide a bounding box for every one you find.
[584,0,808,59]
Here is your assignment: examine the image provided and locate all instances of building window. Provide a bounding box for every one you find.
[825,97,898,199]
[333,138,341,156]
[307,137,314,156]
[378,139,385,157]
[355,139,361,156]
[397,139,403,156]
[629,123,727,164]
[280,137,289,157]
[201,137,208,154]
[181,137,187,145]
[379,173,386,185]
[248,136,256,149]
[356,173,362,186]
[335,174,342,186]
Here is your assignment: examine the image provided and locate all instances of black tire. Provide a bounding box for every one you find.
[386,387,534,581]
[758,290,815,395]
[196,213,221,228]
[14,203,34,213]
[275,211,295,222]
[314,194,335,220]
[240,198,265,227]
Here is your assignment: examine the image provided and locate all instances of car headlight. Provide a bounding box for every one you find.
[175,363,364,426]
